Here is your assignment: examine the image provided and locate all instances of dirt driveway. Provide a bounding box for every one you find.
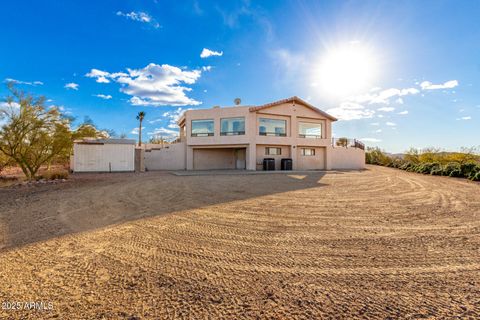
[0,166,479,319]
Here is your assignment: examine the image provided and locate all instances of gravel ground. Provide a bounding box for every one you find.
[0,165,479,319]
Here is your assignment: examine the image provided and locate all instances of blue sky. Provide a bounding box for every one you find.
[1,0,479,153]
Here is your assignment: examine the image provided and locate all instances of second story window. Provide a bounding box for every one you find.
[191,119,214,137]
[298,122,322,138]
[259,118,287,137]
[220,117,245,136]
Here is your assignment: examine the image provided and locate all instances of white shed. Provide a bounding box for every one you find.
[72,139,136,172]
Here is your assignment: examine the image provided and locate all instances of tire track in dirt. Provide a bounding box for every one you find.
[0,166,479,319]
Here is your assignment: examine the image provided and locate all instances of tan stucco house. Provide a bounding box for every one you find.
[143,96,365,171]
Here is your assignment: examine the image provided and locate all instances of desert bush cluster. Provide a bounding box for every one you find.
[366,147,480,181]
[35,169,70,181]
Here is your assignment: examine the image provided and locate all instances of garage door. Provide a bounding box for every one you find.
[193,149,236,170]
[74,144,135,172]
[296,147,326,170]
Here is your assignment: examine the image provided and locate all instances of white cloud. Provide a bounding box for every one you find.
[86,63,202,106]
[330,79,457,122]
[147,127,179,140]
[148,107,193,130]
[377,107,395,112]
[386,122,396,126]
[420,80,458,90]
[162,107,191,121]
[148,118,163,124]
[354,87,419,105]
[360,138,382,143]
[162,107,193,127]
[398,110,409,115]
[0,101,20,109]
[202,66,212,72]
[131,126,146,135]
[374,129,382,133]
[64,82,79,90]
[456,116,472,121]
[326,102,375,121]
[86,69,111,83]
[370,122,380,126]
[116,11,160,28]
[200,48,223,58]
[4,78,43,86]
[94,94,112,100]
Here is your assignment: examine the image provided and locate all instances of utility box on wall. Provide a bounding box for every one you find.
[72,139,136,172]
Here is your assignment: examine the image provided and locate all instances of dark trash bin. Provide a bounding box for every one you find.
[281,158,293,170]
[263,158,275,171]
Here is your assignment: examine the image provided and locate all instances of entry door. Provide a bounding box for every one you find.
[235,148,246,169]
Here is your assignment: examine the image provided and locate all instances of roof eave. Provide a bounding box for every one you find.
[249,96,337,121]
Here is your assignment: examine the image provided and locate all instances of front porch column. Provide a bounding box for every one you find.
[246,144,256,170]
[186,146,194,170]
[291,145,298,170]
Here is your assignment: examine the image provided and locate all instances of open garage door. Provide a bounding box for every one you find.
[193,148,237,170]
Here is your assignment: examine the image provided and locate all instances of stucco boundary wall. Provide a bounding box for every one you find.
[144,142,186,170]
[329,146,365,170]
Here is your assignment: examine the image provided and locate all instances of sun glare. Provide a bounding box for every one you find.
[317,43,378,97]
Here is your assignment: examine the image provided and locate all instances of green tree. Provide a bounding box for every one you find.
[136,111,146,146]
[336,137,349,147]
[365,147,392,166]
[0,84,72,180]
[0,152,12,174]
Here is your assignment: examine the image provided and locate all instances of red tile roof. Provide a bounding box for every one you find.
[249,96,337,121]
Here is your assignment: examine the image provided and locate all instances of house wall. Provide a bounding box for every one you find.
[255,144,291,170]
[73,143,135,172]
[296,146,326,170]
[329,146,365,170]
[177,100,363,171]
[144,142,186,170]
[182,102,335,170]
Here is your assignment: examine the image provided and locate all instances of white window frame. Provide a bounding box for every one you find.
[265,147,282,155]
[301,148,316,156]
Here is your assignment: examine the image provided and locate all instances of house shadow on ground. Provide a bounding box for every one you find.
[0,169,343,251]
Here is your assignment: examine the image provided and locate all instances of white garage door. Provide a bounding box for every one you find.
[74,144,135,172]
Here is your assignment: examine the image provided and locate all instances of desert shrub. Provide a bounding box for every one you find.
[336,137,349,147]
[470,171,480,181]
[365,147,392,166]
[460,162,479,178]
[36,170,69,181]
[404,148,420,164]
[442,162,462,177]
[416,162,442,174]
[414,162,440,174]
[399,162,414,171]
